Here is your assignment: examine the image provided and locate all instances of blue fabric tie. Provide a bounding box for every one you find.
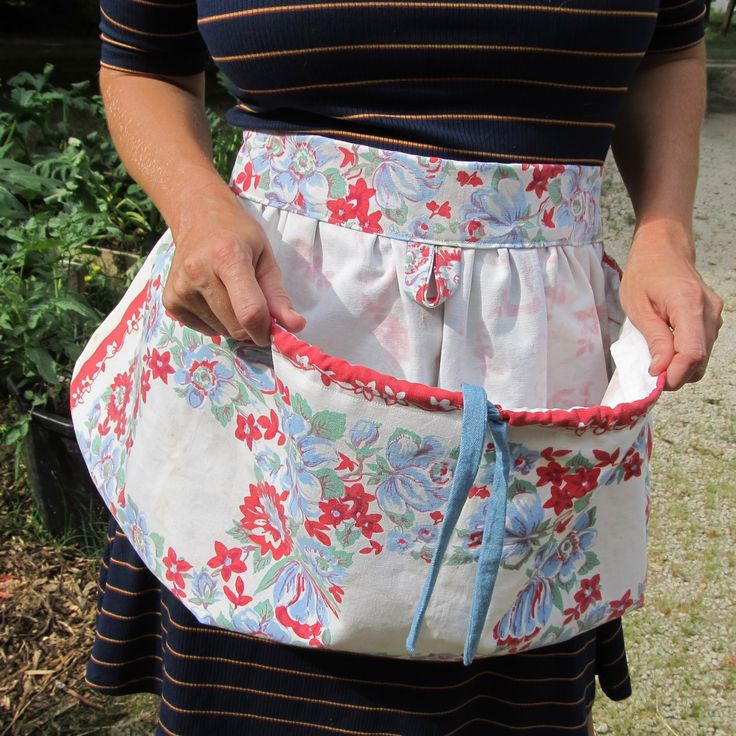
[406,382,511,665]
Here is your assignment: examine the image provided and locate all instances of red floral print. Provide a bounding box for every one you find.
[609,589,634,617]
[233,161,260,193]
[574,574,602,613]
[622,449,642,480]
[235,413,262,450]
[335,452,358,472]
[326,197,358,225]
[525,164,565,197]
[239,482,292,560]
[207,541,247,582]
[593,448,620,467]
[257,409,286,445]
[430,510,444,526]
[139,369,151,406]
[456,170,483,187]
[163,547,192,590]
[357,208,383,232]
[543,484,574,515]
[355,512,383,539]
[426,200,452,219]
[347,177,375,213]
[338,146,357,167]
[147,348,175,383]
[318,498,353,528]
[343,483,375,518]
[561,467,601,500]
[536,459,566,488]
[106,370,133,438]
[224,576,253,607]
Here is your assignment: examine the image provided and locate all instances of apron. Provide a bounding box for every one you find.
[71,132,662,663]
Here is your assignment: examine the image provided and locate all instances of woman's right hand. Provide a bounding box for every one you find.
[162,189,306,346]
[97,68,304,346]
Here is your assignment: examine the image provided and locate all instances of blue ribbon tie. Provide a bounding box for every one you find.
[406,382,511,665]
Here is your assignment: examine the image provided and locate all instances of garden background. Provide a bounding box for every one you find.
[1,1,735,734]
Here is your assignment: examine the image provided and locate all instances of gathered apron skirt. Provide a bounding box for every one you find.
[75,132,661,733]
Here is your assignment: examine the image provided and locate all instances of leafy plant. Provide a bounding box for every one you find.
[0,64,242,445]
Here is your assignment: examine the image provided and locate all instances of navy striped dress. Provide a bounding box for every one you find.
[89,521,631,735]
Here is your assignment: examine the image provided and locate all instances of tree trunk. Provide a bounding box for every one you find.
[723,0,736,35]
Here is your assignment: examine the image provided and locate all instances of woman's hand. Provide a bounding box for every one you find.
[162,188,305,346]
[97,69,304,346]
[620,222,723,391]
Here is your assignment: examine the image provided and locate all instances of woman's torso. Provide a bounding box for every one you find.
[101,0,705,164]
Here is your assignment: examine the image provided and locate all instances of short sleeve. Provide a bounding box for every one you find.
[647,0,706,54]
[100,0,209,76]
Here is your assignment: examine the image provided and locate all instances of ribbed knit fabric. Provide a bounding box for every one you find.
[87,522,633,736]
[99,0,705,164]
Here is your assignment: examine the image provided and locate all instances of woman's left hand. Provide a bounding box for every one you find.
[620,222,723,391]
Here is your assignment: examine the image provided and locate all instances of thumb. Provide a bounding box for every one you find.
[629,307,675,376]
[255,247,306,334]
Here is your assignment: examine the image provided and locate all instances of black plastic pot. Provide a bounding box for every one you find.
[7,377,105,539]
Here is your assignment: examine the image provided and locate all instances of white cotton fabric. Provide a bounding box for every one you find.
[249,199,630,410]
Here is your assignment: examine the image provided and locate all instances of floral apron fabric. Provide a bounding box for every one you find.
[71,133,662,663]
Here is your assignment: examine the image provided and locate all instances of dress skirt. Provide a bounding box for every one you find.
[78,132,655,734]
[88,521,631,735]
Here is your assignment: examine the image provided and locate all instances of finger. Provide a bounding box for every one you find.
[255,245,306,333]
[666,302,709,390]
[216,253,272,347]
[189,292,232,338]
[626,302,675,376]
[164,305,221,338]
[196,281,253,341]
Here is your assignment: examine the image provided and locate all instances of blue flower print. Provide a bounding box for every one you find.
[268,138,341,207]
[232,343,276,393]
[124,502,156,568]
[502,492,546,568]
[387,529,417,553]
[232,607,290,643]
[279,407,339,512]
[538,509,597,584]
[349,419,380,449]
[555,168,601,244]
[462,176,531,245]
[373,432,450,516]
[174,345,238,409]
[373,153,442,211]
[89,433,123,505]
[247,134,286,177]
[189,569,221,607]
[509,444,540,475]
[494,576,553,645]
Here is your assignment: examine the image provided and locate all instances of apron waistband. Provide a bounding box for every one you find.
[229,131,603,250]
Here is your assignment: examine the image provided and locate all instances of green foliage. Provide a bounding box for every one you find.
[0,64,243,444]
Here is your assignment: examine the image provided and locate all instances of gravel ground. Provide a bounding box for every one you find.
[592,112,736,735]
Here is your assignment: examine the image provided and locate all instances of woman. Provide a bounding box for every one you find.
[82,0,722,734]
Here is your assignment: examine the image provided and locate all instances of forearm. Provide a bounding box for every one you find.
[99,68,236,236]
[612,39,722,388]
[611,41,706,260]
[99,67,303,344]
